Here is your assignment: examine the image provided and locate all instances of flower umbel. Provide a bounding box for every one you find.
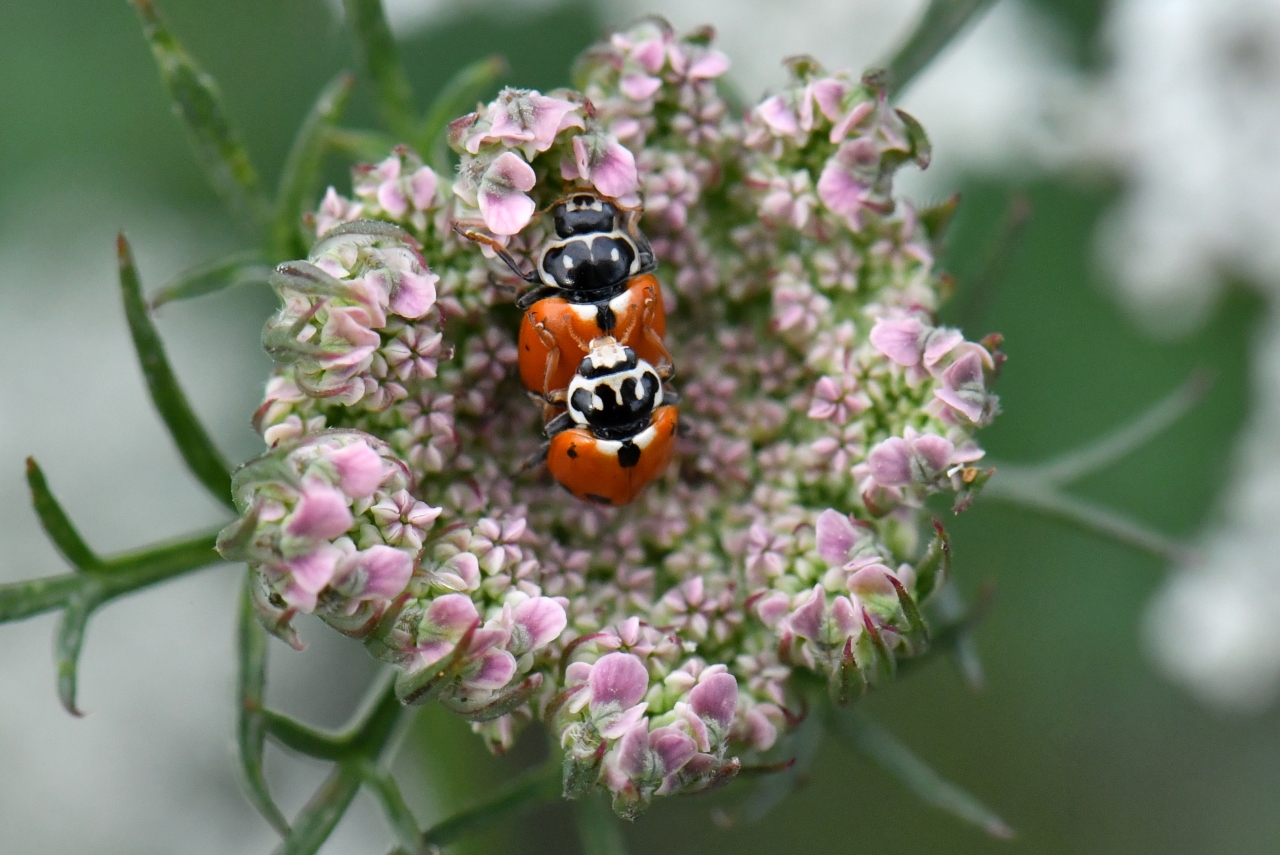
[216,20,1003,818]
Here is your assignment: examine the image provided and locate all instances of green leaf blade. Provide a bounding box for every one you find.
[130,0,268,227]
[343,0,416,139]
[422,761,559,848]
[117,233,235,510]
[272,73,356,260]
[836,709,1014,839]
[0,574,82,623]
[877,0,998,99]
[148,251,271,309]
[25,458,100,571]
[56,583,103,717]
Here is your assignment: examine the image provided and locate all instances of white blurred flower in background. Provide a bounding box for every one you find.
[1097,0,1280,711]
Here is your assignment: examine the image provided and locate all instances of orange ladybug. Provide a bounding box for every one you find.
[541,338,679,506]
[461,192,673,400]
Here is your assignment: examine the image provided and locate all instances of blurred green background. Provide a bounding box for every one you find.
[1,1,1271,853]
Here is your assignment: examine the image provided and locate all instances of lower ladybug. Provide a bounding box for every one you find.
[540,337,679,507]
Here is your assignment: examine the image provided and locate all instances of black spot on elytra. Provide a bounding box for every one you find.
[566,445,578,459]
[617,441,640,468]
[596,302,616,332]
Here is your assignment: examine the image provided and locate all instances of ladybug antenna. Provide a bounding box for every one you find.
[454,225,541,285]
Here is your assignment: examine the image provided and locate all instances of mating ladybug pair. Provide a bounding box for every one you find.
[462,192,678,506]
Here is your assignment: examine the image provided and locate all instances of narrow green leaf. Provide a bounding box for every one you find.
[118,233,235,509]
[25,458,100,570]
[574,793,628,855]
[0,574,83,623]
[148,250,271,309]
[417,54,508,170]
[272,766,364,855]
[740,706,825,822]
[263,710,352,761]
[343,0,416,139]
[129,0,268,227]
[358,762,424,854]
[877,0,998,98]
[836,709,1014,839]
[237,576,291,836]
[56,583,103,716]
[422,760,560,847]
[1025,370,1214,488]
[272,73,356,260]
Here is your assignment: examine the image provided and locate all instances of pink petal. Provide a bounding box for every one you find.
[815,509,861,567]
[512,597,568,650]
[600,701,649,740]
[589,652,649,709]
[869,318,925,366]
[338,545,413,599]
[591,142,639,198]
[788,586,827,641]
[286,481,353,539]
[324,442,386,498]
[810,78,849,122]
[425,593,480,637]
[389,268,438,319]
[469,649,517,690]
[631,38,667,74]
[377,180,408,218]
[829,98,875,143]
[621,73,663,101]
[281,545,342,611]
[830,595,861,639]
[757,95,798,137]
[648,726,697,775]
[867,437,913,487]
[409,167,437,209]
[688,50,730,79]
[689,673,738,729]
[617,723,651,778]
[912,434,955,477]
[922,328,964,366]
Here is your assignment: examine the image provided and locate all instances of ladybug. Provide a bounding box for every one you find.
[460,191,673,401]
[540,337,679,506]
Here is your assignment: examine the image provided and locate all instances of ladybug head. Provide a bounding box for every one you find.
[552,192,620,238]
[567,339,662,436]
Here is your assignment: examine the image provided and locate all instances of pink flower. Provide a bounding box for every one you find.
[477,152,537,235]
[468,89,583,156]
[563,133,640,200]
[279,544,342,611]
[788,585,861,646]
[935,349,994,423]
[328,544,414,613]
[815,509,868,568]
[689,672,738,730]
[616,722,697,783]
[315,187,362,236]
[868,317,963,369]
[285,480,352,540]
[817,138,894,226]
[755,76,848,140]
[808,374,870,424]
[506,596,568,655]
[321,441,387,499]
[867,429,956,488]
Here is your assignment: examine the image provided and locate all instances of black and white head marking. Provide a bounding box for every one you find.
[535,192,648,300]
[566,339,662,439]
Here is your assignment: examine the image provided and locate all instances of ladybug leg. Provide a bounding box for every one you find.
[661,387,681,407]
[542,410,574,438]
[515,441,551,475]
[515,284,559,309]
[530,320,563,398]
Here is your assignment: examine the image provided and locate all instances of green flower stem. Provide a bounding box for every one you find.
[237,577,291,836]
[421,759,561,848]
[119,233,235,509]
[574,793,628,855]
[343,0,417,140]
[272,73,357,261]
[878,0,998,98]
[981,372,1210,563]
[274,765,365,855]
[357,762,425,854]
[833,708,1014,839]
